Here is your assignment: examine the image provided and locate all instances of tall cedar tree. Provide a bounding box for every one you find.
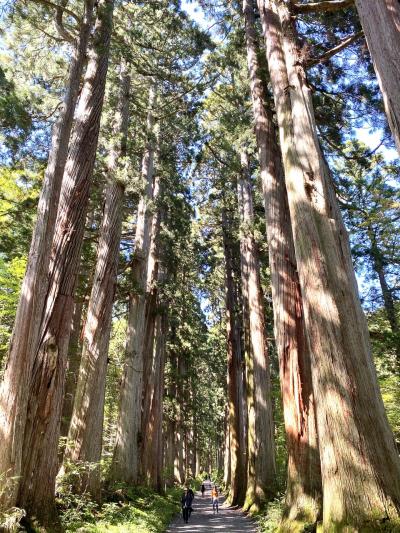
[15,0,114,521]
[140,176,164,487]
[258,0,400,528]
[237,150,277,510]
[111,85,157,485]
[64,64,130,499]
[0,0,95,511]
[222,207,247,506]
[243,0,322,523]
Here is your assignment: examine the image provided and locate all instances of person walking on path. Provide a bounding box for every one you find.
[188,487,194,518]
[211,485,219,514]
[166,488,257,532]
[181,488,194,524]
[201,483,206,497]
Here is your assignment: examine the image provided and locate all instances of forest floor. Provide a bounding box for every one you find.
[55,486,181,532]
[165,490,258,532]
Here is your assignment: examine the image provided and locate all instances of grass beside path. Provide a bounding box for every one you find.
[58,486,181,533]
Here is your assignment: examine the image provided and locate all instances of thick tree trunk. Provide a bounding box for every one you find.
[238,151,276,511]
[140,177,161,442]
[367,231,399,336]
[196,446,201,477]
[164,342,177,487]
[191,418,198,479]
[15,2,114,521]
[223,411,231,487]
[176,426,185,484]
[175,354,186,484]
[355,0,400,153]
[142,311,167,491]
[164,419,175,486]
[155,314,167,492]
[110,85,157,485]
[0,1,95,510]
[140,181,164,486]
[245,0,322,524]
[60,300,83,439]
[63,66,130,499]
[222,209,247,507]
[260,0,400,527]
[217,428,225,473]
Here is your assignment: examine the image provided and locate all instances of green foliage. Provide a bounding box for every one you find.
[255,496,286,532]
[368,304,400,444]
[0,256,26,367]
[0,167,41,259]
[56,486,181,533]
[0,167,41,366]
[0,506,27,532]
[333,140,400,312]
[271,379,288,494]
[379,371,400,445]
[0,66,32,156]
[102,318,127,463]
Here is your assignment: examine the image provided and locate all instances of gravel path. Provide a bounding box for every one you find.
[165,487,258,532]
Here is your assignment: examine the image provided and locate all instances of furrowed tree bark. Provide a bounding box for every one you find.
[141,176,161,424]
[142,307,167,491]
[0,0,95,510]
[223,412,231,487]
[110,85,157,485]
[60,205,101,445]
[15,1,114,521]
[259,0,400,528]
[222,208,247,507]
[237,150,276,511]
[245,0,322,523]
[355,0,400,153]
[191,414,198,479]
[140,176,163,485]
[176,353,186,484]
[164,338,177,487]
[155,312,167,492]
[60,299,83,439]
[63,65,130,500]
[184,377,194,480]
[217,427,224,473]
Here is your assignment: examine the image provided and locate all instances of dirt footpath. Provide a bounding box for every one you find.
[165,490,259,532]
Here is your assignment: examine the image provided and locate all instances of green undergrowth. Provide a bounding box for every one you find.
[56,485,181,533]
[254,496,317,533]
[255,498,400,533]
[254,496,285,532]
